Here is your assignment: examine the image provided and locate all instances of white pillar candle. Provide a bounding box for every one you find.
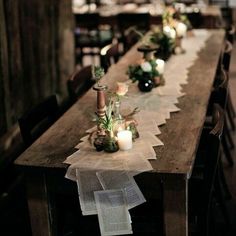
[156,59,165,75]
[117,130,132,151]
[175,22,187,37]
[163,25,176,39]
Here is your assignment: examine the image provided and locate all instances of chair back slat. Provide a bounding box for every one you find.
[100,43,120,71]
[67,65,95,103]
[18,95,59,146]
[191,104,224,223]
[203,104,224,197]
[226,25,235,44]
[222,40,233,72]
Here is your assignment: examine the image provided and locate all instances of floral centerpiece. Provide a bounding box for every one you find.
[162,6,189,54]
[112,82,139,141]
[109,82,129,121]
[150,26,175,60]
[93,80,137,152]
[162,6,191,30]
[127,59,160,92]
[96,99,119,153]
[114,82,129,101]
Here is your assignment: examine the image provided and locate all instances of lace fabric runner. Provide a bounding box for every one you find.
[64,30,211,235]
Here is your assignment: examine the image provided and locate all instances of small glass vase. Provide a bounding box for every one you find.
[113,100,122,121]
[93,135,106,152]
[138,76,154,92]
[103,131,119,153]
[127,123,140,140]
[113,100,126,135]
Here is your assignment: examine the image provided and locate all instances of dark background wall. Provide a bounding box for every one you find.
[0,0,75,137]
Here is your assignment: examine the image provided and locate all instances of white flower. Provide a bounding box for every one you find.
[156,59,165,74]
[140,62,152,72]
[163,25,176,39]
[116,82,129,96]
[175,22,187,37]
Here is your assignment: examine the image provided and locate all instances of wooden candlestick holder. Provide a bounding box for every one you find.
[93,84,108,135]
[137,45,159,60]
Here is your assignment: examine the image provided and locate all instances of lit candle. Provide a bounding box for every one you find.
[156,59,165,75]
[117,130,132,151]
[163,25,176,39]
[175,22,187,38]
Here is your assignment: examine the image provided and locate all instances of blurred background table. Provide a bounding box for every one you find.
[73,1,223,28]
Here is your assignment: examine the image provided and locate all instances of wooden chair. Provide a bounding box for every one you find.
[222,40,236,131]
[122,29,141,52]
[189,104,226,235]
[74,13,114,66]
[207,44,234,166]
[18,95,59,147]
[117,13,150,52]
[100,43,121,72]
[226,24,235,44]
[67,65,95,104]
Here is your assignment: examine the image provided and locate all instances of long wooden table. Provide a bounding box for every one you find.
[15,29,225,236]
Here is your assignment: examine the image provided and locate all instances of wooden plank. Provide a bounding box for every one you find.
[18,0,39,106]
[26,172,53,236]
[163,175,188,236]
[4,0,25,122]
[0,0,74,137]
[6,0,74,111]
[152,30,224,175]
[57,0,75,99]
[0,0,11,135]
[14,30,225,177]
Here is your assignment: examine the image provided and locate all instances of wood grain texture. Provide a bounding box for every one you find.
[4,0,24,121]
[152,30,225,176]
[0,0,74,137]
[0,0,11,135]
[57,0,75,98]
[15,30,225,179]
[26,172,53,236]
[15,30,225,236]
[163,175,188,236]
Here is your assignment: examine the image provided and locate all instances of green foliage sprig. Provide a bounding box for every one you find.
[92,65,105,85]
[97,99,114,133]
[149,27,175,59]
[127,59,159,83]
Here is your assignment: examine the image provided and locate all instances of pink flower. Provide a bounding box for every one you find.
[116,82,129,96]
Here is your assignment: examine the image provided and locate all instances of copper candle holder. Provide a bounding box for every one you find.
[93,84,108,135]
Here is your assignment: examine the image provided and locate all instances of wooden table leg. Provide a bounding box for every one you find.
[163,175,188,236]
[26,172,56,236]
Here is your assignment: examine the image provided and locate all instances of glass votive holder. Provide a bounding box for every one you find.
[117,130,133,151]
[113,118,126,136]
